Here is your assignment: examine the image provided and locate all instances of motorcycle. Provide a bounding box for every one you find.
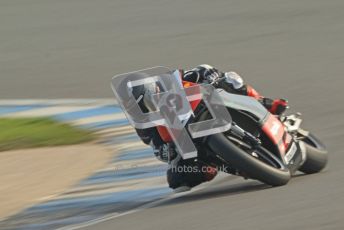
[113,67,328,186]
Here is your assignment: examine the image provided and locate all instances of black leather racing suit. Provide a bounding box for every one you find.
[134,65,287,189]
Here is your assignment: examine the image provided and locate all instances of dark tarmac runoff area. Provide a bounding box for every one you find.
[1,0,344,229]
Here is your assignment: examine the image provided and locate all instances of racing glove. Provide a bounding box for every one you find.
[262,98,289,115]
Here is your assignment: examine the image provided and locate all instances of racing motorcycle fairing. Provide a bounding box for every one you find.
[219,89,304,172]
[146,71,302,171]
[262,114,292,155]
[218,89,290,152]
[217,89,269,123]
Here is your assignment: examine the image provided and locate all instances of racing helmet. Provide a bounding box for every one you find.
[184,64,222,83]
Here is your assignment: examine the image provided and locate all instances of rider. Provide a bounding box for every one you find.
[134,64,288,192]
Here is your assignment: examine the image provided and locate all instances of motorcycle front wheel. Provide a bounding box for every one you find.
[298,132,328,174]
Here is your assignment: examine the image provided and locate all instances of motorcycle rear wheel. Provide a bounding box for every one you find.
[207,133,291,186]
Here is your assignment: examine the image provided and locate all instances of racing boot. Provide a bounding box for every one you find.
[167,157,218,193]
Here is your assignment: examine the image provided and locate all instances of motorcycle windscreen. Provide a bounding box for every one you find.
[217,89,269,123]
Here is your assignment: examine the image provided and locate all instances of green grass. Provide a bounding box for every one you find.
[0,117,95,152]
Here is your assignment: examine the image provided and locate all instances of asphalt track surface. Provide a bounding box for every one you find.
[1,0,344,229]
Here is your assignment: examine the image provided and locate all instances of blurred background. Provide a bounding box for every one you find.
[1,0,342,103]
[0,0,343,229]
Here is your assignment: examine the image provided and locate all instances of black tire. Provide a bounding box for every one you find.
[299,133,328,174]
[207,133,291,186]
